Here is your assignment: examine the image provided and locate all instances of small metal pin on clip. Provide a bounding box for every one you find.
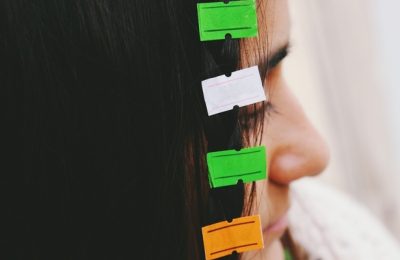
[197,0,258,41]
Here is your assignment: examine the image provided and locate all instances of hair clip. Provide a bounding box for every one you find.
[197,0,258,41]
[201,66,266,116]
[202,215,264,259]
[207,146,267,188]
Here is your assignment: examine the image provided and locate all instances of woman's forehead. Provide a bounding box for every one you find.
[263,0,291,54]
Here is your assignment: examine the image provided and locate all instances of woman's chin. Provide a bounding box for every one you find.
[263,227,287,247]
[263,213,289,246]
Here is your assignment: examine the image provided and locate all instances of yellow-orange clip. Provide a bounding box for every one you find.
[202,215,264,260]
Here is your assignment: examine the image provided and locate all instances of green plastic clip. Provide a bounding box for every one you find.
[207,146,267,188]
[284,248,293,260]
[197,0,258,41]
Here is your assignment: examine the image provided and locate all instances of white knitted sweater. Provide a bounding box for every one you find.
[288,179,400,260]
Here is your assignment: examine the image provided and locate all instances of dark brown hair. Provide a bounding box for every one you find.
[0,0,274,259]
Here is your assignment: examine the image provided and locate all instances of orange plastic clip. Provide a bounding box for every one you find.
[202,215,264,260]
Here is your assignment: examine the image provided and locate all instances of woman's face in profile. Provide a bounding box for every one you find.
[240,0,330,258]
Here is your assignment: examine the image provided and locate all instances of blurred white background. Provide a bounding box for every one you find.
[284,0,400,240]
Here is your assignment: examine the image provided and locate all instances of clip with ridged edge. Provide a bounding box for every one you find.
[201,66,266,116]
[202,215,264,259]
[197,0,258,41]
[207,146,267,188]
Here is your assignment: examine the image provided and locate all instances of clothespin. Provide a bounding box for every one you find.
[201,66,266,116]
[207,146,267,188]
[197,0,258,41]
[202,215,264,259]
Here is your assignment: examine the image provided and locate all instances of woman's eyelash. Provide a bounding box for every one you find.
[268,49,289,69]
[264,101,278,117]
[238,101,277,129]
[262,43,291,78]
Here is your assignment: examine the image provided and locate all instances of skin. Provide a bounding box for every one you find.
[240,0,330,259]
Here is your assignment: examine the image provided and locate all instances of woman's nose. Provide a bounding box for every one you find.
[264,82,330,185]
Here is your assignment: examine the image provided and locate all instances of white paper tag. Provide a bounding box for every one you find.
[201,66,266,116]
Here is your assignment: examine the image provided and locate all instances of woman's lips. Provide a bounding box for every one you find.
[263,213,289,236]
